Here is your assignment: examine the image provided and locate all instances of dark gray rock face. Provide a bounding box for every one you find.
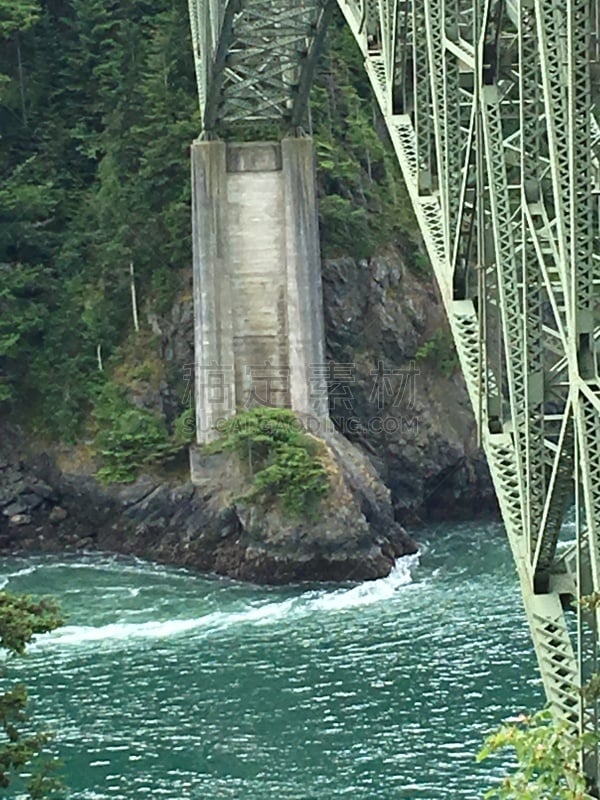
[0,424,417,585]
[321,253,496,522]
[149,258,495,522]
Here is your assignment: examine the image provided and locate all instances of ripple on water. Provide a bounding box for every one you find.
[6,522,542,799]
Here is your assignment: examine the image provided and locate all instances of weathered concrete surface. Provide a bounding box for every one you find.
[227,145,288,408]
[282,138,327,414]
[191,138,327,443]
[191,140,235,440]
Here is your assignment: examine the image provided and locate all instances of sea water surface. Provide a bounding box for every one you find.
[2,520,543,799]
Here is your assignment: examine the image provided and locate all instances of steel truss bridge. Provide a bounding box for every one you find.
[188,0,600,786]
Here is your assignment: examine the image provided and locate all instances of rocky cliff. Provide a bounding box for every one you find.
[152,253,496,523]
[322,252,495,521]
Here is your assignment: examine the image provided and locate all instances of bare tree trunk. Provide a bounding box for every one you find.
[130,262,140,333]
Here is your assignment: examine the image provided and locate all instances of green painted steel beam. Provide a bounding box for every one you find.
[188,0,332,134]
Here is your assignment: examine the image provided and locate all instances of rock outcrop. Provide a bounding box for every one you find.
[0,247,497,585]
[0,423,417,584]
[149,256,496,523]
[321,253,496,521]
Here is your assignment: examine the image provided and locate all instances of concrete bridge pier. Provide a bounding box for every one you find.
[191,137,328,443]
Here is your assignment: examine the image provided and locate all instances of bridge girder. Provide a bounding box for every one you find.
[189,0,600,785]
[188,0,333,134]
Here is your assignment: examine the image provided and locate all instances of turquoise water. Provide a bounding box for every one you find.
[3,521,542,799]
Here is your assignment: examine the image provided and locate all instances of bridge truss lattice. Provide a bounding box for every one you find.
[188,0,600,785]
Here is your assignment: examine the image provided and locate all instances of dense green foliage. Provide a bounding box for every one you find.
[92,377,195,482]
[478,709,593,800]
[211,407,330,517]
[92,380,169,482]
[0,0,414,449]
[311,19,418,259]
[0,0,199,438]
[0,591,64,797]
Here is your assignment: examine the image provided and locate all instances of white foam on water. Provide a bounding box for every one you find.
[34,597,301,649]
[310,552,419,611]
[6,565,38,580]
[32,553,420,650]
[44,617,205,646]
[30,555,175,579]
[0,564,39,590]
[222,596,299,626]
[11,565,38,576]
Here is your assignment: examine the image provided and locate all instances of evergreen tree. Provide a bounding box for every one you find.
[0,591,63,797]
[0,0,199,437]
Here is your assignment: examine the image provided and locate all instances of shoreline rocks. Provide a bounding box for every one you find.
[0,423,419,585]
